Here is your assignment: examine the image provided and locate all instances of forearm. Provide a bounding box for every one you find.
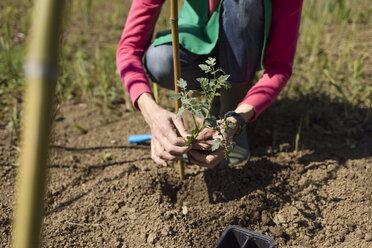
[239,71,289,121]
[116,0,165,110]
[137,92,160,123]
[237,0,303,121]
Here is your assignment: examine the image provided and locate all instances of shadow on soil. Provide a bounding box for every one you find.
[203,95,372,204]
[248,95,372,160]
[204,158,287,205]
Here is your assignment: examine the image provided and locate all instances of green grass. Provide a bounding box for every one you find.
[290,0,372,108]
[284,0,372,143]
[0,0,371,141]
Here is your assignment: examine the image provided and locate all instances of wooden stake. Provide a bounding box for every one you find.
[12,1,64,247]
[170,0,185,180]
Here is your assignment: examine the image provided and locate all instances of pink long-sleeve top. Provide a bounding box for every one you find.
[116,0,303,121]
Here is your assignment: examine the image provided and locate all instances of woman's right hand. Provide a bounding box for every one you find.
[137,93,191,166]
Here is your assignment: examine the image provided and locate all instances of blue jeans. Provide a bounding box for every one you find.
[145,0,265,114]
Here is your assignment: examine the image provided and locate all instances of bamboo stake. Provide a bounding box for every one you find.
[12,1,64,248]
[153,82,159,104]
[170,0,185,180]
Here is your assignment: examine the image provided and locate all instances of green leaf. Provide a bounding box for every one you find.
[181,97,191,105]
[186,136,193,146]
[217,75,230,84]
[209,79,216,87]
[101,152,112,162]
[73,123,88,134]
[172,93,182,99]
[177,106,185,118]
[189,97,198,104]
[212,138,221,151]
[177,78,187,89]
[205,118,217,128]
[226,121,236,130]
[199,64,211,73]
[223,82,232,90]
[206,57,216,66]
[196,77,209,90]
[194,109,204,119]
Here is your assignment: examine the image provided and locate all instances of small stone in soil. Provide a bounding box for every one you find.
[147,233,157,244]
[356,228,365,239]
[261,211,272,225]
[273,213,285,225]
[250,211,260,221]
[269,226,284,237]
[161,226,170,236]
[335,235,345,242]
[302,235,311,241]
[365,233,372,242]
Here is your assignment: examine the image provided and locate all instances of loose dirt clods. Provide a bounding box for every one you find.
[1,104,371,247]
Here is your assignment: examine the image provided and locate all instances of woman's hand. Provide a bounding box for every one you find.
[189,104,254,168]
[189,117,239,168]
[137,93,191,166]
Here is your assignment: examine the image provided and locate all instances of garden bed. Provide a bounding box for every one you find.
[1,103,371,247]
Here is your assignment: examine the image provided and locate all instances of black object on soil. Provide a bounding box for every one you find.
[214,225,275,248]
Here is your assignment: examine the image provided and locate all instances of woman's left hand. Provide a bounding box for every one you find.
[189,117,239,168]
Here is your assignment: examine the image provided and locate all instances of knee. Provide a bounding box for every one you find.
[145,44,173,85]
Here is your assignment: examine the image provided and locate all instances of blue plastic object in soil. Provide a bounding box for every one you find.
[128,134,152,144]
[214,225,274,248]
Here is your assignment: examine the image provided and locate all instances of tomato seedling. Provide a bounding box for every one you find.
[173,57,236,158]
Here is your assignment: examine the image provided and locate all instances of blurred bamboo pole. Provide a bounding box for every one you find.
[12,0,65,248]
[170,0,185,180]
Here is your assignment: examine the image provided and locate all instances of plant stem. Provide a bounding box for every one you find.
[191,114,198,132]
[198,65,217,133]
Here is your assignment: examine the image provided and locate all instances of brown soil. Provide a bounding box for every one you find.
[1,103,372,247]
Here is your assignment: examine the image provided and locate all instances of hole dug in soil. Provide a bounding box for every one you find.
[159,176,182,204]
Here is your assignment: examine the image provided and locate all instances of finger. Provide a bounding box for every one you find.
[189,149,224,168]
[192,140,212,150]
[157,121,189,147]
[195,128,216,141]
[189,154,220,168]
[187,150,212,168]
[189,156,211,168]
[191,148,224,164]
[172,115,190,139]
[156,132,191,156]
[157,144,181,161]
[151,139,167,167]
[152,151,167,166]
[160,151,180,161]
